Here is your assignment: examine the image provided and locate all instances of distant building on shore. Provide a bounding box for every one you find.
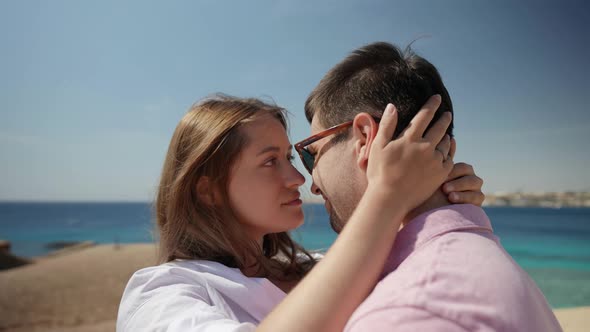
[484,191,590,208]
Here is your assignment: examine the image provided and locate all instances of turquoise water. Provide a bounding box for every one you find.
[0,203,588,308]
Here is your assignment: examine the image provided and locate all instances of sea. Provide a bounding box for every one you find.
[0,202,589,309]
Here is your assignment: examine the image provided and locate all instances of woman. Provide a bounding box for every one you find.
[117,94,483,331]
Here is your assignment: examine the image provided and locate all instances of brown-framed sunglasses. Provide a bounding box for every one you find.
[294,117,381,174]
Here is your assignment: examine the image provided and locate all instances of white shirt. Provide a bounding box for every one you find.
[116,259,287,331]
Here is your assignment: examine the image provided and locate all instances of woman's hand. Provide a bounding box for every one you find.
[442,163,486,206]
[367,95,454,213]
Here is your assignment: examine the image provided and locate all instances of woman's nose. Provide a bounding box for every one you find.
[286,164,306,188]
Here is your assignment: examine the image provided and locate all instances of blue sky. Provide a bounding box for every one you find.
[0,0,588,201]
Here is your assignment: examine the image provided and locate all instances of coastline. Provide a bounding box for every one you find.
[0,243,587,331]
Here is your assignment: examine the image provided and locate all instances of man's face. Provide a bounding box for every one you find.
[308,115,367,233]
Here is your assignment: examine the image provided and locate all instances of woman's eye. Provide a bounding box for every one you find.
[263,158,277,167]
[263,154,294,167]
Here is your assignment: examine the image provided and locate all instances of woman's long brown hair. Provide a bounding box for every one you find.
[155,94,315,280]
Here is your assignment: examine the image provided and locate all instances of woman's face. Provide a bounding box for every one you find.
[228,114,305,241]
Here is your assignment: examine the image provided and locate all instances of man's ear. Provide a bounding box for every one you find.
[449,137,457,160]
[196,176,217,206]
[352,113,379,171]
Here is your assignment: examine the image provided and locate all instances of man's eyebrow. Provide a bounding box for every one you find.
[256,145,293,156]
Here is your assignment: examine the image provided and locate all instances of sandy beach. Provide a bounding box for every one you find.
[0,243,586,331]
[553,306,590,332]
[0,243,158,332]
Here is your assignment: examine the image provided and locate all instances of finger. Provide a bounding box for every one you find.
[435,135,451,161]
[374,103,399,147]
[403,94,441,139]
[442,174,484,194]
[424,112,452,144]
[447,162,476,181]
[448,191,486,206]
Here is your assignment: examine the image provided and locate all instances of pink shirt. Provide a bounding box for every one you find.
[345,204,562,332]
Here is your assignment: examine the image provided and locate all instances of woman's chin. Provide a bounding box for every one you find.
[276,215,305,233]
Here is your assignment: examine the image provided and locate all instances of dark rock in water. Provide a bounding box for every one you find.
[0,240,30,270]
[0,240,11,252]
[45,241,83,250]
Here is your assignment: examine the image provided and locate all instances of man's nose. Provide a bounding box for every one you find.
[310,181,322,196]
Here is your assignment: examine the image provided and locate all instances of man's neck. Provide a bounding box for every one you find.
[401,189,451,228]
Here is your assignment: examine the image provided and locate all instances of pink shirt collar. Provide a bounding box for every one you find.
[382,204,493,277]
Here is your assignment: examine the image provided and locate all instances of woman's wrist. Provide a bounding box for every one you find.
[361,185,411,226]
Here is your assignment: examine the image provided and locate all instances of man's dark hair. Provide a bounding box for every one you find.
[305,42,453,139]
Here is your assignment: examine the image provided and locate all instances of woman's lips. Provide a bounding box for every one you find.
[284,198,303,206]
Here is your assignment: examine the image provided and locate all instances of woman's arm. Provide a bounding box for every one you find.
[258,95,453,332]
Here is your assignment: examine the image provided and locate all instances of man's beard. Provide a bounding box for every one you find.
[325,191,361,234]
[324,174,363,234]
[329,211,345,233]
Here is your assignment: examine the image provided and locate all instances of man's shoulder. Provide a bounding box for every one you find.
[383,229,528,300]
[367,229,507,303]
[348,230,561,332]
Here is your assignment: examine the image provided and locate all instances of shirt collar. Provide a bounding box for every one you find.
[382,204,493,277]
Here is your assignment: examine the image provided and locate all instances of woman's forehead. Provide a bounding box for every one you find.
[240,115,290,150]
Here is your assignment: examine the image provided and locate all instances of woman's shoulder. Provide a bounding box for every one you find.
[125,259,239,290]
[117,260,261,331]
[121,260,212,300]
[118,261,239,320]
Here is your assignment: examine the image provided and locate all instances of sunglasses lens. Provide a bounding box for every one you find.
[302,149,315,173]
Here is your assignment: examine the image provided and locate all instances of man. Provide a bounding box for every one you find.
[296,42,562,331]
